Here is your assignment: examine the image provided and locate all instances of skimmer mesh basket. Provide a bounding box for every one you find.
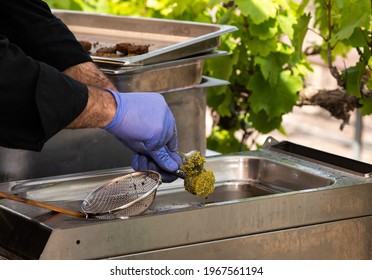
[81,171,161,219]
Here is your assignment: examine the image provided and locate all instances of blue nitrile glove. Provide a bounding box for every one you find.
[131,146,182,182]
[104,89,182,182]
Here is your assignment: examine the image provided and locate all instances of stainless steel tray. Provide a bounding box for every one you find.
[103,51,227,92]
[53,10,237,66]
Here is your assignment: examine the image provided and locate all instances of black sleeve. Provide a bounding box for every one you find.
[0,0,92,71]
[0,1,93,151]
[0,35,88,151]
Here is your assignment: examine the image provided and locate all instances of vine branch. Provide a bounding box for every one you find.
[326,0,345,87]
[298,87,360,129]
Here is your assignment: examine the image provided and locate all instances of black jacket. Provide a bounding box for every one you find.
[0,0,91,151]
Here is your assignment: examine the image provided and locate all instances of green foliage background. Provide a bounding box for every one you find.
[45,0,372,153]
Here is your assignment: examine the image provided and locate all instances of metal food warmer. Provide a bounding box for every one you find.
[1,137,372,260]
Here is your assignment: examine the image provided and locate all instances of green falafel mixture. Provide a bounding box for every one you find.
[180,151,215,198]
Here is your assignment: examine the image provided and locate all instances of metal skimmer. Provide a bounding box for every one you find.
[0,171,161,220]
[81,170,162,219]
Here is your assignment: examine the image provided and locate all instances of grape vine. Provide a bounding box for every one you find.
[46,0,372,153]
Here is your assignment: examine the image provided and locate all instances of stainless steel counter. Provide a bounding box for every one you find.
[1,139,372,259]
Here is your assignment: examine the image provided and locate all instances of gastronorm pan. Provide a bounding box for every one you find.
[53,10,237,66]
[103,51,227,92]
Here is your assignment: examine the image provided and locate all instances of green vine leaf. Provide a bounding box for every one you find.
[344,28,369,48]
[296,0,310,15]
[205,42,239,81]
[207,126,249,153]
[329,0,370,46]
[248,110,282,134]
[249,18,278,40]
[366,71,372,90]
[360,98,372,116]
[247,37,278,57]
[292,13,311,60]
[330,16,368,46]
[44,0,81,9]
[342,61,365,98]
[255,53,289,85]
[209,88,234,117]
[276,13,296,40]
[236,0,277,24]
[248,70,302,119]
[367,58,372,92]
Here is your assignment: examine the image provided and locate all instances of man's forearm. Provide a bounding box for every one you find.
[67,86,116,129]
[64,62,119,129]
[63,61,117,90]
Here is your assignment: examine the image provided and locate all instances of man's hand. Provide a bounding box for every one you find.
[104,89,182,182]
[66,85,182,182]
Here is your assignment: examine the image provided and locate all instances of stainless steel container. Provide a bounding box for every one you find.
[54,10,237,66]
[0,138,372,259]
[101,51,226,92]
